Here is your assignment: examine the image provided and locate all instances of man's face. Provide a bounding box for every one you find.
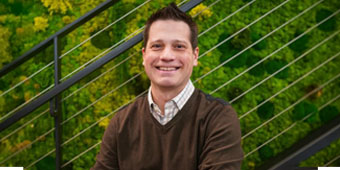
[142,20,199,92]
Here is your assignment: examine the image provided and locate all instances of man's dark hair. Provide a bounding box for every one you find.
[143,3,198,50]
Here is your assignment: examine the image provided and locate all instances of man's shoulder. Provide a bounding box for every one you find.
[114,93,148,118]
[193,89,237,120]
[196,89,230,106]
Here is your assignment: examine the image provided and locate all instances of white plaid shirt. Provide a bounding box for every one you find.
[148,80,195,125]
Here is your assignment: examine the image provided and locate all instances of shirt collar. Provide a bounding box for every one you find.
[148,80,195,111]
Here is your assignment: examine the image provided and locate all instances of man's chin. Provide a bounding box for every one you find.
[152,80,178,89]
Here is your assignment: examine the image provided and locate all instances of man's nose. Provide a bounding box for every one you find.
[160,47,175,61]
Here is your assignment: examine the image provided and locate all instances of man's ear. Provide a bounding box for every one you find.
[193,47,199,66]
[142,47,145,66]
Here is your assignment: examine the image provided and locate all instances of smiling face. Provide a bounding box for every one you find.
[142,19,199,93]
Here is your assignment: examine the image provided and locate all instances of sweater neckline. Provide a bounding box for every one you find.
[145,88,199,131]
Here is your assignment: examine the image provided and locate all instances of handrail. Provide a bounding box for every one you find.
[0,0,118,77]
[0,0,203,131]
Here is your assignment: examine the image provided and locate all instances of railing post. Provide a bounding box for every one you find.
[50,36,62,170]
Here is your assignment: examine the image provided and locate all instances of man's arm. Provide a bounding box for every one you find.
[91,117,119,170]
[199,105,244,170]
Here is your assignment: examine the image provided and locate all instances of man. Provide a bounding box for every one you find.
[92,3,243,170]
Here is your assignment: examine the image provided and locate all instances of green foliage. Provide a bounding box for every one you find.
[227,87,244,102]
[289,31,310,53]
[0,26,12,68]
[221,50,250,68]
[265,59,289,79]
[319,105,339,123]
[315,9,337,32]
[257,100,275,120]
[231,29,252,50]
[0,79,10,91]
[5,0,33,15]
[258,145,274,161]
[246,55,265,77]
[217,32,232,54]
[305,112,319,124]
[292,101,318,121]
[36,156,55,170]
[251,31,267,51]
[90,30,114,49]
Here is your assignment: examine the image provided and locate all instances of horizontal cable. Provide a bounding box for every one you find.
[61,72,143,125]
[0,84,53,122]
[195,0,292,65]
[239,29,340,120]
[59,0,151,60]
[0,108,49,143]
[228,29,340,103]
[62,141,101,168]
[62,51,139,101]
[324,154,340,167]
[25,148,56,169]
[198,0,256,37]
[61,88,147,146]
[192,0,222,18]
[0,0,151,100]
[0,127,55,165]
[209,0,327,95]
[60,26,144,81]
[241,58,340,140]
[244,92,340,158]
[194,0,324,84]
[60,90,148,168]
[0,62,54,98]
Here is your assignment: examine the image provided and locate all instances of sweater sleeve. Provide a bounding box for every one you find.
[91,117,120,170]
[199,105,244,170]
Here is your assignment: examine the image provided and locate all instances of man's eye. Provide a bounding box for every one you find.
[151,44,161,48]
[175,44,185,49]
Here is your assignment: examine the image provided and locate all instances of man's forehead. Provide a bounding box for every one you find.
[148,20,191,42]
[149,39,189,44]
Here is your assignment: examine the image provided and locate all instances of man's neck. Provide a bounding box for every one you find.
[150,84,186,115]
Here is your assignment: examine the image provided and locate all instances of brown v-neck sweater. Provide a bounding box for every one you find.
[92,89,243,170]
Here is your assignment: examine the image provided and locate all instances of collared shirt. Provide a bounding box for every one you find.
[148,80,195,125]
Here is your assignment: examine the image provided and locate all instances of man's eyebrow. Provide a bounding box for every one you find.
[173,40,189,44]
[149,39,163,43]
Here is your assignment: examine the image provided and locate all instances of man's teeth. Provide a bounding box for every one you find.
[158,67,177,71]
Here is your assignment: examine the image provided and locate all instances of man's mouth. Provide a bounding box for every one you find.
[156,66,180,71]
